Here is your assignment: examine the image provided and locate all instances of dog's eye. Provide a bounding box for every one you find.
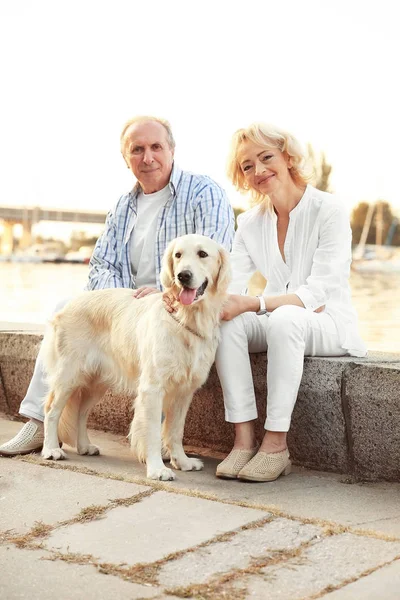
[175,252,182,259]
[198,250,208,258]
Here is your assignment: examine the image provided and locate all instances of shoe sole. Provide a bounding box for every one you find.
[238,463,292,483]
[216,472,238,480]
[0,445,43,457]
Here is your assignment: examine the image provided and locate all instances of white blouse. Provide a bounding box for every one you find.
[229,184,367,357]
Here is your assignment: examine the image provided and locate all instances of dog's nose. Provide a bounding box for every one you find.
[177,270,192,285]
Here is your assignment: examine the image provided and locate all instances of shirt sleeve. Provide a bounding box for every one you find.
[86,206,125,291]
[228,215,258,294]
[192,181,235,251]
[294,204,352,310]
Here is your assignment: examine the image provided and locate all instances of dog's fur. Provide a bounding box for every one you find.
[41,234,230,480]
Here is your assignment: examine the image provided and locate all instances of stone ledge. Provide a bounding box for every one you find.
[1,331,399,482]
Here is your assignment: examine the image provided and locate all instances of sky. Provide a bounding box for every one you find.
[0,0,399,240]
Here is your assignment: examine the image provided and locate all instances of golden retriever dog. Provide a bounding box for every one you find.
[41,234,230,480]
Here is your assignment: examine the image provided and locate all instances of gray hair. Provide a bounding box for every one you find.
[120,115,176,155]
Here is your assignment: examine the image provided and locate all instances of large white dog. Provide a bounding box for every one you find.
[41,234,230,480]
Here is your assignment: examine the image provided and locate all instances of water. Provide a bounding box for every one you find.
[0,263,399,353]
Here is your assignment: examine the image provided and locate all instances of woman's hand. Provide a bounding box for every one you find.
[162,292,179,313]
[132,287,160,299]
[221,295,258,321]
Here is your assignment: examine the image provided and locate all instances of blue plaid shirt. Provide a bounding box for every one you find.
[86,163,235,290]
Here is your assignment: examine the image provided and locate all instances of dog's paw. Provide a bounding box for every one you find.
[42,447,67,461]
[77,444,100,456]
[147,466,176,481]
[171,457,204,471]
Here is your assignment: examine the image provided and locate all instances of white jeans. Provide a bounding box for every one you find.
[19,297,71,421]
[215,305,347,432]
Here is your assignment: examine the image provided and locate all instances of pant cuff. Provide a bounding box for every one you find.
[264,417,290,432]
[225,409,258,424]
[19,409,44,422]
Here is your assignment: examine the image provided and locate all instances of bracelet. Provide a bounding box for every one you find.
[256,295,267,315]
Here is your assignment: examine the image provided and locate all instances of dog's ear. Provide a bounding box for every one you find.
[160,239,175,290]
[215,247,231,293]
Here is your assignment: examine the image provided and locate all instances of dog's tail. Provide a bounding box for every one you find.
[129,397,147,463]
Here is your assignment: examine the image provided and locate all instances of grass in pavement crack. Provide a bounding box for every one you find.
[59,489,155,525]
[304,554,400,599]
[14,454,400,543]
[0,489,155,550]
[166,541,316,599]
[1,521,53,549]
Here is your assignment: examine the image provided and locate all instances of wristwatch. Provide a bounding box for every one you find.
[256,295,267,315]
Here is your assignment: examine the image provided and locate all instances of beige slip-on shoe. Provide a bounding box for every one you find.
[0,421,44,456]
[237,448,291,482]
[216,446,259,479]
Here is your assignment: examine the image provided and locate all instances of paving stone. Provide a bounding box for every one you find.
[0,460,149,533]
[320,558,400,598]
[158,517,323,587]
[357,515,400,537]
[239,533,400,599]
[44,490,268,564]
[0,545,162,599]
[167,461,400,538]
[3,419,400,539]
[243,475,400,534]
[2,417,400,599]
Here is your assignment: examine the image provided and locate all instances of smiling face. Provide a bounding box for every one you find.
[237,139,293,196]
[160,234,230,306]
[122,120,174,193]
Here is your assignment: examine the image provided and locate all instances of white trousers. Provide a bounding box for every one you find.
[19,297,71,421]
[215,305,347,432]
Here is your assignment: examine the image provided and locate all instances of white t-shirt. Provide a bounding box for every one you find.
[130,185,172,288]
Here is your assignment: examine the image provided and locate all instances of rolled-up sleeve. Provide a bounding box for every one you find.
[294,205,352,310]
[86,208,125,290]
[193,182,235,251]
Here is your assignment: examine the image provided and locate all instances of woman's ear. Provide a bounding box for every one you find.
[160,239,175,290]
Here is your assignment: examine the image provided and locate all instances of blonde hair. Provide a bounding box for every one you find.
[120,115,175,155]
[227,122,309,209]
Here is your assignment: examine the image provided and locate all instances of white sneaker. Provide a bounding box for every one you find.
[0,421,44,456]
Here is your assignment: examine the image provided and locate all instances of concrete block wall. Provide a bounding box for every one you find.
[1,331,399,482]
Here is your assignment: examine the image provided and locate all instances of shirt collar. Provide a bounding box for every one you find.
[130,162,181,200]
[289,184,311,218]
[269,184,311,222]
[169,162,182,195]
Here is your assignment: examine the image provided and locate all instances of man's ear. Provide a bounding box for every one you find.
[215,247,231,292]
[122,151,130,170]
[160,239,175,290]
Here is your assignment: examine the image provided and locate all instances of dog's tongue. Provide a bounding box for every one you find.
[179,288,197,305]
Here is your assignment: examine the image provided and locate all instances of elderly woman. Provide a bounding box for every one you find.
[215,122,367,483]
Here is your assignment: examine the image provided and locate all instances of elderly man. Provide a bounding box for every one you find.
[0,115,235,456]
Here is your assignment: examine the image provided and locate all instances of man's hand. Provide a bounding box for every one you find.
[221,295,256,321]
[132,287,160,299]
[314,305,325,313]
